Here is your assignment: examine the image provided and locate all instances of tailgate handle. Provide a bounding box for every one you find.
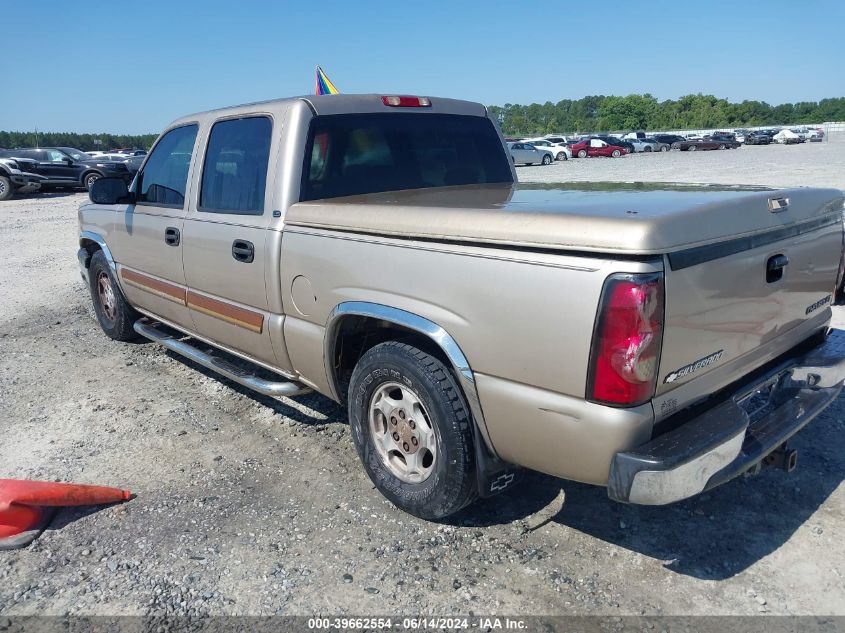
[767,254,789,282]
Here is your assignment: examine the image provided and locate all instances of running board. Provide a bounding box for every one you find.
[133,319,311,398]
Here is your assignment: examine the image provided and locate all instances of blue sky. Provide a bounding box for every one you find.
[3,0,843,134]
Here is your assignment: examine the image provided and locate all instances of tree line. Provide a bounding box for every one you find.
[488,94,845,136]
[0,130,157,151]
[2,94,844,148]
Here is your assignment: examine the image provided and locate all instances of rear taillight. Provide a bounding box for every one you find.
[381,95,432,107]
[587,273,665,407]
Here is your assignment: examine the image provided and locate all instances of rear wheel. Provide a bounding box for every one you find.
[577,149,588,158]
[644,146,653,152]
[611,149,621,157]
[718,144,726,150]
[660,145,669,152]
[687,145,697,151]
[541,154,552,165]
[88,250,140,341]
[556,152,567,161]
[0,176,12,201]
[348,341,477,520]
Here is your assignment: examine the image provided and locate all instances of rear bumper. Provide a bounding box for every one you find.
[608,329,845,505]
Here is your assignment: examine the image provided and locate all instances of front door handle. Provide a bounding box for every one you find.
[232,239,255,263]
[164,227,180,246]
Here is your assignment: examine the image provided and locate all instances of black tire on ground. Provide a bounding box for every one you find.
[644,146,653,152]
[578,149,588,158]
[0,176,13,201]
[718,144,726,150]
[660,145,669,152]
[541,154,552,165]
[88,250,140,341]
[556,152,567,161]
[348,341,478,520]
[84,172,101,191]
[611,149,621,157]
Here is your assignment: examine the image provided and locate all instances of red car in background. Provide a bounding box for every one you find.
[570,138,627,158]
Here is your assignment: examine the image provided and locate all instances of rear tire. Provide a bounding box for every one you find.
[541,154,552,165]
[687,145,697,151]
[718,144,726,150]
[660,145,669,152]
[556,152,567,161]
[0,176,13,201]
[644,146,653,152]
[88,250,140,341]
[577,149,588,158]
[611,149,621,157]
[348,341,478,520]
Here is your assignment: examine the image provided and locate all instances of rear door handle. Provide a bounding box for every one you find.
[164,227,180,246]
[232,239,255,263]
[767,254,788,282]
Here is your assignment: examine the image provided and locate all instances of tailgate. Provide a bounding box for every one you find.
[654,189,844,416]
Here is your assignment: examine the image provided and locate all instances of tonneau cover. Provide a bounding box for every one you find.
[285,183,844,255]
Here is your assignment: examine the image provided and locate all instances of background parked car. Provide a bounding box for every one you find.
[627,138,661,152]
[0,157,45,201]
[642,137,671,152]
[676,134,741,151]
[594,135,634,154]
[653,134,687,149]
[0,147,134,190]
[773,129,802,144]
[570,138,626,158]
[123,154,145,176]
[507,142,554,165]
[744,131,772,145]
[522,138,572,160]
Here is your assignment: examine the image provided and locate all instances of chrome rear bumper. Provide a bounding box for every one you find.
[608,328,845,505]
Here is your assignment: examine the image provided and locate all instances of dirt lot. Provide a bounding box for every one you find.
[1,139,845,618]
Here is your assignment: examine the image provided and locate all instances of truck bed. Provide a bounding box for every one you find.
[285,182,844,256]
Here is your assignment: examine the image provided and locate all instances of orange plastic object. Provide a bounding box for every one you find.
[0,479,131,547]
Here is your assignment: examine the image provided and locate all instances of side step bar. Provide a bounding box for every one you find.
[133,319,311,398]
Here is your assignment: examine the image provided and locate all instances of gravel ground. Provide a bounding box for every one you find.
[518,134,845,191]
[1,139,845,618]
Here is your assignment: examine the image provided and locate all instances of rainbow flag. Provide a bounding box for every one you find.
[315,66,340,95]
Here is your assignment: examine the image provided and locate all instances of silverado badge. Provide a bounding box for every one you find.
[664,350,724,384]
[805,295,832,315]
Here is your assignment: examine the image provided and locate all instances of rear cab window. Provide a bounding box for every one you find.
[301,113,513,201]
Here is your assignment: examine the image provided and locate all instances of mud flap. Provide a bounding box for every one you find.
[473,429,522,498]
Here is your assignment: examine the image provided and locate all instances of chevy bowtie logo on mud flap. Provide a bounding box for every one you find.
[490,472,516,493]
[664,350,724,384]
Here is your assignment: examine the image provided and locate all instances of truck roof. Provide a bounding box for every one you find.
[167,94,487,129]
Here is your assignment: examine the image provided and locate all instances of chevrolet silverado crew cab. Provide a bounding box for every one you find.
[77,94,845,519]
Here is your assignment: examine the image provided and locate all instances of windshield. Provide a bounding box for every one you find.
[62,148,91,161]
[301,113,513,201]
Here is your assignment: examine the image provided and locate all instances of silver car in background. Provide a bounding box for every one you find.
[507,142,554,165]
[522,138,572,161]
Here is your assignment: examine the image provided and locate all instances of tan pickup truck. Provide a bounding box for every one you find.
[78,94,845,519]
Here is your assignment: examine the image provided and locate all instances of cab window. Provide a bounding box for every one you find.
[137,124,198,208]
[199,116,272,215]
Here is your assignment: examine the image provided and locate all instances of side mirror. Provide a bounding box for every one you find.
[90,177,133,205]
